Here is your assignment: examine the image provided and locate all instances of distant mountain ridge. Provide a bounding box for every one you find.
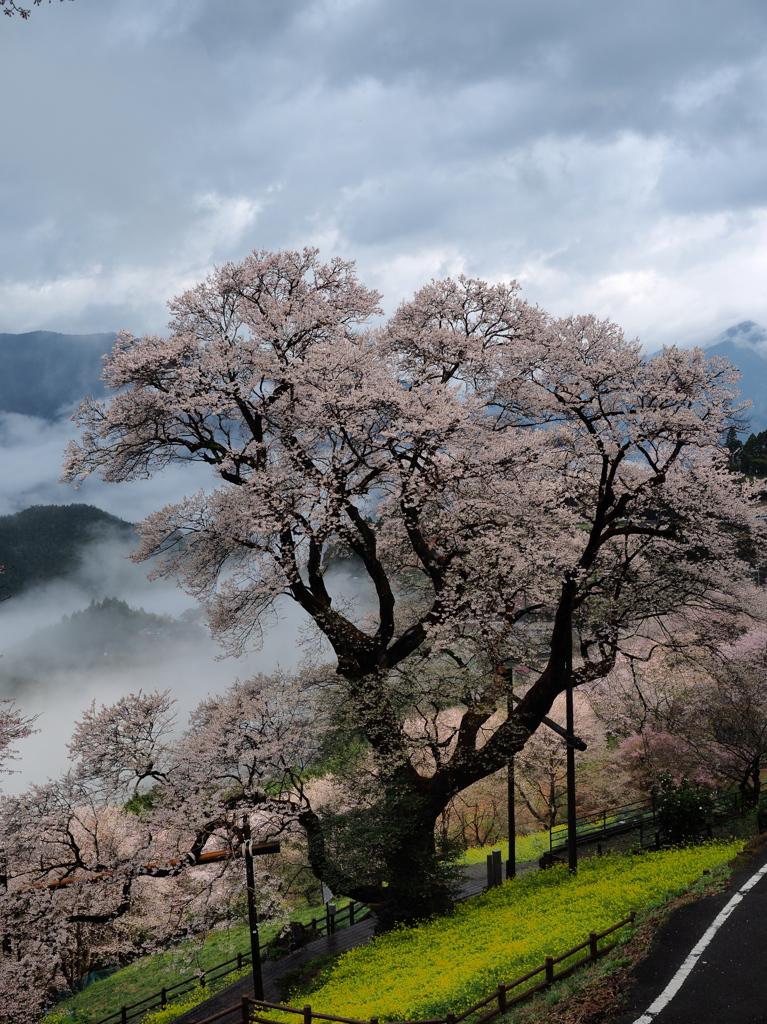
[702,321,767,435]
[0,323,764,432]
[0,330,114,420]
[705,320,767,352]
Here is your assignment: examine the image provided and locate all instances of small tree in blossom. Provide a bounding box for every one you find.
[0,700,35,775]
[693,629,767,805]
[592,628,767,806]
[0,682,298,1021]
[62,247,765,927]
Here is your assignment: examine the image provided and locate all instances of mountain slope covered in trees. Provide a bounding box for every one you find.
[0,504,135,599]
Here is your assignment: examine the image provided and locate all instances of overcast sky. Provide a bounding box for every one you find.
[1,0,767,347]
[3,0,767,783]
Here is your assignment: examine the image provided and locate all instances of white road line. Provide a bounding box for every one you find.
[631,858,767,1023]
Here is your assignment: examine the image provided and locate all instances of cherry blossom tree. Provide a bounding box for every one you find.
[0,0,72,17]
[597,631,767,804]
[63,247,765,926]
[700,631,767,803]
[0,680,299,1021]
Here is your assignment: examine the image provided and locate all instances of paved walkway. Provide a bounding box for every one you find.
[173,916,378,1024]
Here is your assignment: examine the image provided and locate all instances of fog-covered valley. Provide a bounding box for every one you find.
[0,329,381,796]
[0,520,322,793]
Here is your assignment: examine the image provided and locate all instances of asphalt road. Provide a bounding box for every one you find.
[613,838,767,1024]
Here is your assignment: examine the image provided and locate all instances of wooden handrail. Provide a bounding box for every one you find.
[87,900,368,1024]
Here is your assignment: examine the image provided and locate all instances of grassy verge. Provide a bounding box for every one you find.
[43,969,252,1024]
[278,840,745,1023]
[45,898,358,1023]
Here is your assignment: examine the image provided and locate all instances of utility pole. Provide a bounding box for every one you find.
[506,671,516,881]
[504,672,586,878]
[241,816,280,1002]
[565,621,578,875]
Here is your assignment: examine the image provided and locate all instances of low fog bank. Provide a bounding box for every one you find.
[0,403,378,793]
[0,409,212,522]
[0,532,311,793]
[2,619,306,794]
[0,531,375,794]
[0,533,194,643]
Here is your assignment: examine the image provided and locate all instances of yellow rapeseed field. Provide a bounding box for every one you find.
[287,842,743,1022]
[461,832,550,866]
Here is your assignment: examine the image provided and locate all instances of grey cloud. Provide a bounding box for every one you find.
[657,139,767,213]
[0,0,766,349]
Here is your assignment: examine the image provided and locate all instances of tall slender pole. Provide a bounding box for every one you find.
[565,625,577,875]
[242,815,264,1001]
[506,672,516,880]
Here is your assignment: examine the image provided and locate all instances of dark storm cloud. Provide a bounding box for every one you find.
[0,0,766,348]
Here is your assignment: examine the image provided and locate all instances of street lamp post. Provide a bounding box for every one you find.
[242,815,264,1001]
[504,673,586,877]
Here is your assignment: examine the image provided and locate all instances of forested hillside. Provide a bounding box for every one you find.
[0,504,135,598]
[726,428,767,476]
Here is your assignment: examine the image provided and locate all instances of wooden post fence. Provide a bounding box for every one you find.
[191,913,637,1024]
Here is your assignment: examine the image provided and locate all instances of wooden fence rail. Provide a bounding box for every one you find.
[90,901,368,1024]
[191,912,636,1024]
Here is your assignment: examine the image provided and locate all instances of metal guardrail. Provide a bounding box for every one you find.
[549,799,655,854]
[548,789,749,858]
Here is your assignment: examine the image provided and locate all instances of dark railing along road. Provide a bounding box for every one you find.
[548,791,749,859]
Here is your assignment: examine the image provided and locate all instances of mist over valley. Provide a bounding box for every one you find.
[0,500,375,792]
[0,504,318,792]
